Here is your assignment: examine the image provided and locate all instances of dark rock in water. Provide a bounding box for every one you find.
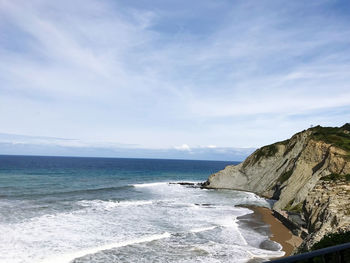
[169,182,203,189]
[194,203,213,207]
[259,239,281,251]
[201,180,209,187]
[169,182,195,186]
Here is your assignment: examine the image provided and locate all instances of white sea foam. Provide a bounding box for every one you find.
[40,232,171,263]
[78,199,153,209]
[244,192,271,207]
[132,182,168,188]
[246,246,285,259]
[235,229,249,245]
[132,181,201,188]
[0,179,284,263]
[190,226,217,233]
[119,200,153,206]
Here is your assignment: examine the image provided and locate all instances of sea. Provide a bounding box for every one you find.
[0,155,284,263]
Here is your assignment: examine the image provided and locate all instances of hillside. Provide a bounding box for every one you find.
[204,124,350,250]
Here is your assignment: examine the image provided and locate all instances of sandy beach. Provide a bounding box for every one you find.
[251,206,302,257]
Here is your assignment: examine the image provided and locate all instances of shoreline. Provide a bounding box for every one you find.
[194,183,304,257]
[249,206,302,257]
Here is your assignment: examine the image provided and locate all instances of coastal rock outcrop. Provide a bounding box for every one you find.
[204,124,350,249]
[300,176,350,249]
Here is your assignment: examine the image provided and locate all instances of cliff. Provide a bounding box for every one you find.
[204,124,350,249]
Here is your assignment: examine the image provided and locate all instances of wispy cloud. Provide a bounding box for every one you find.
[0,133,254,161]
[0,0,349,152]
[0,133,137,148]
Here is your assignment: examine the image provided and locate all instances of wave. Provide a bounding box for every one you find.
[215,216,249,246]
[118,200,153,206]
[190,226,217,233]
[242,192,271,207]
[77,199,153,210]
[246,245,285,259]
[132,180,202,188]
[40,232,171,263]
[132,182,168,188]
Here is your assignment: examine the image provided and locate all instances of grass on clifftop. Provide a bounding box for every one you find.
[310,124,350,153]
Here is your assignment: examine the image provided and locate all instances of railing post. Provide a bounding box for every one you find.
[335,251,341,263]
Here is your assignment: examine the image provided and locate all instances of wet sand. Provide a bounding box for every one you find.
[251,206,302,257]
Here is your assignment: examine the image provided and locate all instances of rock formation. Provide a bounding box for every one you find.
[204,124,350,249]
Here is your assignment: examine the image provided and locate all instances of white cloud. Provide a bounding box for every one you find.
[174,144,191,151]
[206,145,217,149]
[0,133,137,148]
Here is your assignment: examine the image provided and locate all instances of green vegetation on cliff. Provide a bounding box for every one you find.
[284,199,303,213]
[320,173,350,182]
[310,231,350,251]
[310,124,350,153]
[207,123,350,257]
[278,169,293,184]
[297,232,350,262]
[251,144,278,164]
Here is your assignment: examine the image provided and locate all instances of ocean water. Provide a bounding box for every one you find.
[0,155,284,263]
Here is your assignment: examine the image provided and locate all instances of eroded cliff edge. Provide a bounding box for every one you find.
[204,124,350,250]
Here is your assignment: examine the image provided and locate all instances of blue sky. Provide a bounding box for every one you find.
[0,0,350,160]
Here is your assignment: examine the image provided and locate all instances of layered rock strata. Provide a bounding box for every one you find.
[204,124,350,249]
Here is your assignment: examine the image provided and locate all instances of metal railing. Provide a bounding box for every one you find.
[265,242,350,263]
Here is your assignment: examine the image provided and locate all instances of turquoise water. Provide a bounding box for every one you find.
[0,155,284,262]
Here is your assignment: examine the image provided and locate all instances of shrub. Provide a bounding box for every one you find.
[311,231,350,251]
[320,173,350,182]
[284,199,302,213]
[279,169,293,184]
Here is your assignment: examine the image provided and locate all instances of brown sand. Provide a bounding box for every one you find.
[251,207,302,257]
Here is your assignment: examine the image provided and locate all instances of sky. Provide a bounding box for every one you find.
[0,0,350,160]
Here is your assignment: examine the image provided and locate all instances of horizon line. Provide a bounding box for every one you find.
[0,153,241,163]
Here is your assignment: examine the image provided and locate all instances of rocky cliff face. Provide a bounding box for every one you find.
[300,176,350,249]
[204,124,350,248]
